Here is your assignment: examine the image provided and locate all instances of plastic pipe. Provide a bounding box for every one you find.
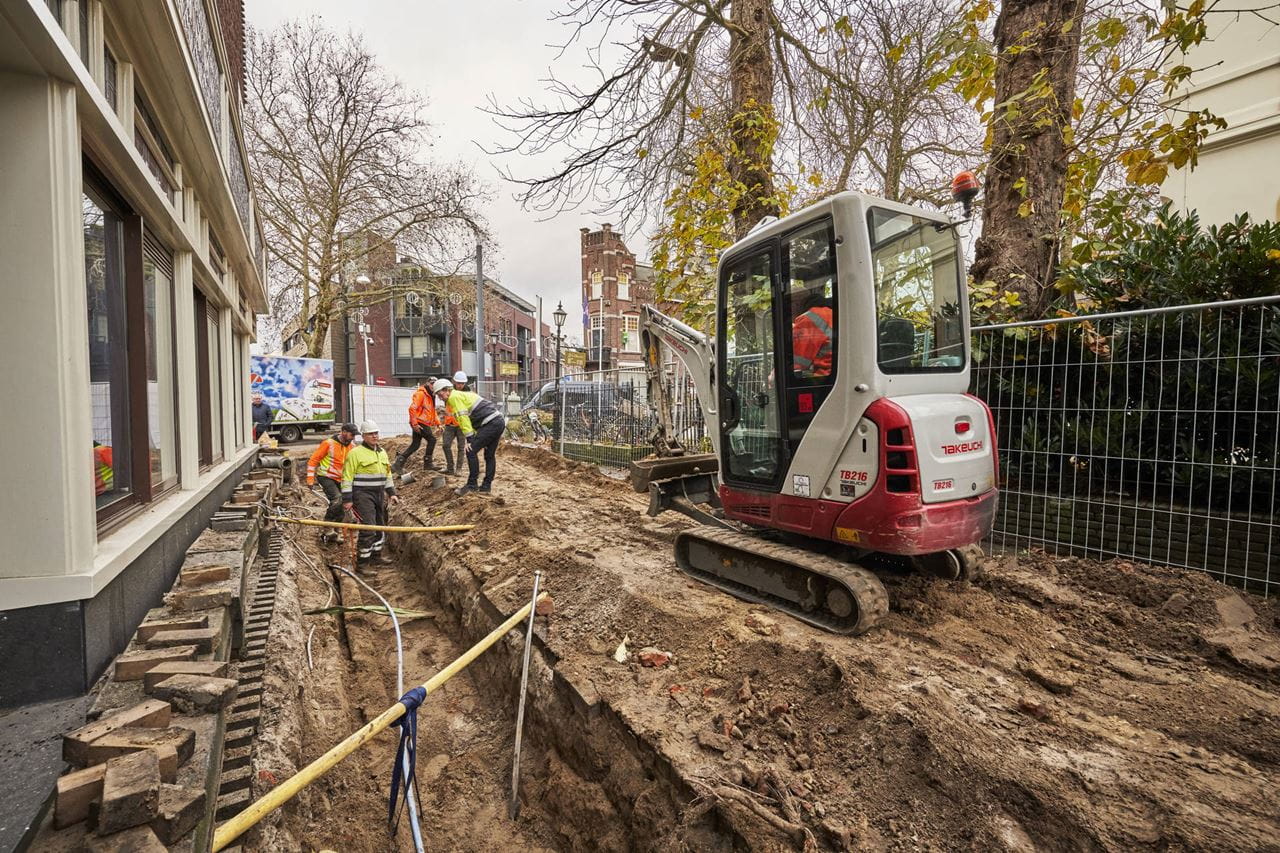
[212,593,547,851]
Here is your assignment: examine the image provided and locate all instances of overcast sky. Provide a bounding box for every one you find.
[247,0,632,345]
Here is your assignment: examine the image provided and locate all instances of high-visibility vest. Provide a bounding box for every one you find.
[792,307,834,377]
[93,444,113,496]
[340,443,395,496]
[408,386,440,428]
[307,437,350,484]
[444,390,501,436]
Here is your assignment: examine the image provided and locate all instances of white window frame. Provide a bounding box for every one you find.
[618,272,631,301]
[622,314,640,352]
[590,270,603,300]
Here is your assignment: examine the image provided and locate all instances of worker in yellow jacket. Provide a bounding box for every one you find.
[307,422,358,545]
[340,420,399,566]
[432,378,505,496]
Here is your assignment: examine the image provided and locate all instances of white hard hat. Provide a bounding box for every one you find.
[432,378,453,394]
[359,419,379,434]
[452,371,468,384]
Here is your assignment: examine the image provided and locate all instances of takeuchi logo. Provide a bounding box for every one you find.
[941,440,983,456]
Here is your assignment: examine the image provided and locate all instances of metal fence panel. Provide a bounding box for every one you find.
[972,297,1280,595]
[348,384,415,437]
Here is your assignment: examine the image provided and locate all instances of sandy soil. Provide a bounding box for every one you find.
[255,440,1280,851]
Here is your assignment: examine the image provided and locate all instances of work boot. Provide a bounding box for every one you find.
[424,461,439,471]
[444,466,457,476]
[455,484,477,496]
[478,483,492,493]
[334,531,345,545]
[391,456,405,475]
[320,530,335,545]
[372,553,394,566]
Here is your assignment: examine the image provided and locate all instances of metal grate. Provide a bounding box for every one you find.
[972,296,1280,595]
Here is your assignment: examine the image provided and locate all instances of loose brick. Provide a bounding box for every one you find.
[179,563,231,585]
[98,750,160,834]
[84,727,195,769]
[152,675,238,714]
[144,627,219,654]
[143,660,229,692]
[113,646,200,682]
[85,825,167,853]
[135,616,209,642]
[64,700,172,765]
[53,746,183,828]
[148,784,206,845]
[163,584,233,612]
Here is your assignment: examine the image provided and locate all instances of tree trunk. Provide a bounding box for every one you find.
[970,0,1085,319]
[728,0,779,240]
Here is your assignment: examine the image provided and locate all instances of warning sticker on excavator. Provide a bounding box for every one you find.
[792,474,810,497]
[835,527,862,543]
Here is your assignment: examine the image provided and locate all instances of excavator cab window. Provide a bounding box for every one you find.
[780,218,838,452]
[719,246,784,488]
[868,208,966,373]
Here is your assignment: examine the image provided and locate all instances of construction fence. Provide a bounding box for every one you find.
[973,296,1280,595]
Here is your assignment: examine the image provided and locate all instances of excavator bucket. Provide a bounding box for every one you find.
[628,453,718,493]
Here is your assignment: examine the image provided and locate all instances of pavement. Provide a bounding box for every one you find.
[0,694,93,852]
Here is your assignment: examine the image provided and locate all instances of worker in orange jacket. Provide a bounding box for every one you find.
[792,302,834,378]
[307,422,358,544]
[392,377,440,474]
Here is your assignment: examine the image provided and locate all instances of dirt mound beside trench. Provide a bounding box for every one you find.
[383,442,1280,851]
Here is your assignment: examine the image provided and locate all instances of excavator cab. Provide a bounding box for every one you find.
[636,190,997,635]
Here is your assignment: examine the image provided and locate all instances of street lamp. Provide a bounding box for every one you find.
[487,330,500,396]
[353,273,373,386]
[552,301,567,441]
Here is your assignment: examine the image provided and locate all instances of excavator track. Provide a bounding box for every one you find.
[673,527,890,635]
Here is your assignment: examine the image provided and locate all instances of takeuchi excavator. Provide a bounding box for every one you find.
[633,178,997,635]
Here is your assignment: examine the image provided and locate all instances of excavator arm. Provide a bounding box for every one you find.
[639,305,719,458]
[631,306,723,524]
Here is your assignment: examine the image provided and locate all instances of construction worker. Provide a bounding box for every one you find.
[251,392,275,441]
[792,295,834,379]
[392,377,440,474]
[439,370,469,475]
[341,420,399,566]
[433,378,505,495]
[307,423,358,545]
[92,441,113,497]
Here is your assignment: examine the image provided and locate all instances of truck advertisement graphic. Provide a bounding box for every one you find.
[250,355,335,426]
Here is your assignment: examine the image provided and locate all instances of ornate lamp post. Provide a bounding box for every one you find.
[487,330,500,396]
[552,301,567,441]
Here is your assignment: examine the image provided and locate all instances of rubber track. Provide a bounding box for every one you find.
[675,527,890,635]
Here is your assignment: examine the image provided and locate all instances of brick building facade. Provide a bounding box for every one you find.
[580,224,656,372]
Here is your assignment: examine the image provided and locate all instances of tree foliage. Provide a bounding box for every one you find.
[247,19,488,357]
[952,0,1231,317]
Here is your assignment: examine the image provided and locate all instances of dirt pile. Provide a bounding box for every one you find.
[390,443,1280,851]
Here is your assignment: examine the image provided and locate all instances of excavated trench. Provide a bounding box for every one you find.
[240,488,732,852]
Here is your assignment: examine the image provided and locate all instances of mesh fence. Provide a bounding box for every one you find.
[972,296,1280,595]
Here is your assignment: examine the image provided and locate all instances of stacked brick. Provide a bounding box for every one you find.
[33,466,281,850]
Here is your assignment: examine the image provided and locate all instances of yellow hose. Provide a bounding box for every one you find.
[270,515,473,534]
[212,593,547,851]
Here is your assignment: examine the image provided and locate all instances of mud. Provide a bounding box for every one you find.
[252,442,1280,851]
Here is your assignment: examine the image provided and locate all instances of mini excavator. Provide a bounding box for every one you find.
[633,176,997,635]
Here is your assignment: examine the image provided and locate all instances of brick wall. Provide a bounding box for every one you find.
[214,0,245,102]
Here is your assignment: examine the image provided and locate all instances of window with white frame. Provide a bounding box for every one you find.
[590,313,604,352]
[622,314,640,352]
[618,272,631,301]
[590,270,603,300]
